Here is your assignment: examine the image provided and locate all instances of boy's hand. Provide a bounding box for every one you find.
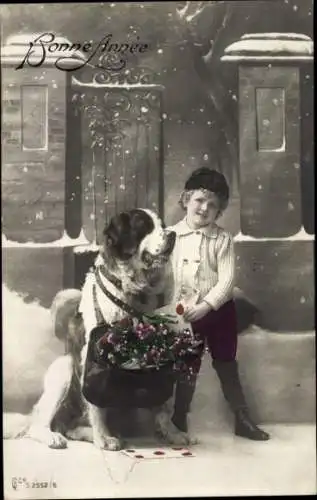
[183,302,212,323]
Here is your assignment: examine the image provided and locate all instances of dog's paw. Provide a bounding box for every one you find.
[27,426,68,449]
[105,436,122,451]
[154,413,190,446]
[186,434,200,446]
[93,434,122,451]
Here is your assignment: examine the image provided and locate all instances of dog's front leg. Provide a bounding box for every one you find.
[88,404,122,451]
[153,399,198,446]
[27,355,73,449]
[153,398,189,446]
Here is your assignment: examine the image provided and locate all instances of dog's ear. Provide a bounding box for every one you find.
[103,212,139,261]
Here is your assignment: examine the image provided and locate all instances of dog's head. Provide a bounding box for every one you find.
[103,209,176,272]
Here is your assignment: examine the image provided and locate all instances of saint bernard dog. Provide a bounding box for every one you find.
[9,209,193,450]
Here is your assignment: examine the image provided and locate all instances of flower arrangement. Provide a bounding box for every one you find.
[95,306,203,373]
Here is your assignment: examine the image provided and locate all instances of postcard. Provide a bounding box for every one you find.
[2,1,315,498]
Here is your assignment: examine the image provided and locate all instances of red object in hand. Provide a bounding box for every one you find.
[176,303,185,315]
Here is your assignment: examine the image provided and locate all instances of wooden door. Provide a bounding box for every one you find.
[71,82,164,244]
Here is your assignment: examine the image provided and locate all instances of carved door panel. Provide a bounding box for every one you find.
[71,80,164,244]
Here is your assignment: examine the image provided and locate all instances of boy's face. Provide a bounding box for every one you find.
[184,189,221,229]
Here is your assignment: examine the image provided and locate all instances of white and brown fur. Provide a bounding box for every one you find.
[5,209,193,450]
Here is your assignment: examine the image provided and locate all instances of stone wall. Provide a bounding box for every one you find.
[2,66,67,242]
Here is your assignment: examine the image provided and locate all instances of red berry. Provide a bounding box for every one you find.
[176,303,184,315]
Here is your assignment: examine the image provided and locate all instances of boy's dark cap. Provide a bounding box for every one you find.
[184,167,229,200]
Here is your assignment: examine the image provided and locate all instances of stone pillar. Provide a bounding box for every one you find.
[2,33,85,305]
[221,33,314,331]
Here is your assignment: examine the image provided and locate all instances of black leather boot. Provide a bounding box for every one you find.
[235,407,270,441]
[171,372,198,433]
[212,360,270,441]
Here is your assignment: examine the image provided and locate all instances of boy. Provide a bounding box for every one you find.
[169,167,269,441]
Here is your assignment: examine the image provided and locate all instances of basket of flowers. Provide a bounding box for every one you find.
[82,308,203,409]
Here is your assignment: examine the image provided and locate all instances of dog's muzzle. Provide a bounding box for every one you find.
[142,231,176,268]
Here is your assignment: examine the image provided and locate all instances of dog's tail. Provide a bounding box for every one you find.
[51,289,82,341]
[3,412,31,439]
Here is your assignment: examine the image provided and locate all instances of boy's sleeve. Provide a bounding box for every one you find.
[203,232,235,311]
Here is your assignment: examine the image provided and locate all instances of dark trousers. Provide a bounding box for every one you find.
[173,300,247,419]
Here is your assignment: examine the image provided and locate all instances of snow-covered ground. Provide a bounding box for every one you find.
[3,424,316,498]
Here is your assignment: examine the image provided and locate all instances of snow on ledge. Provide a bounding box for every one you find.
[2,227,314,248]
[241,33,312,41]
[2,229,91,248]
[234,227,314,242]
[222,32,313,62]
[221,55,313,62]
[73,243,101,254]
[72,76,163,89]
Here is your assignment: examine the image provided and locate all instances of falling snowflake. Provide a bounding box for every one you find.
[157,49,163,54]
[232,94,237,101]
[119,184,125,190]
[23,166,28,173]
[203,154,209,161]
[258,185,263,190]
[35,211,44,220]
[90,213,95,220]
[262,119,270,126]
[162,113,167,119]
[288,202,295,211]
[293,5,298,11]
[199,108,204,113]
[88,181,93,188]
[154,146,159,151]
[125,149,130,154]
[300,296,306,304]
[141,106,149,113]
[272,98,279,105]
[207,121,212,126]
